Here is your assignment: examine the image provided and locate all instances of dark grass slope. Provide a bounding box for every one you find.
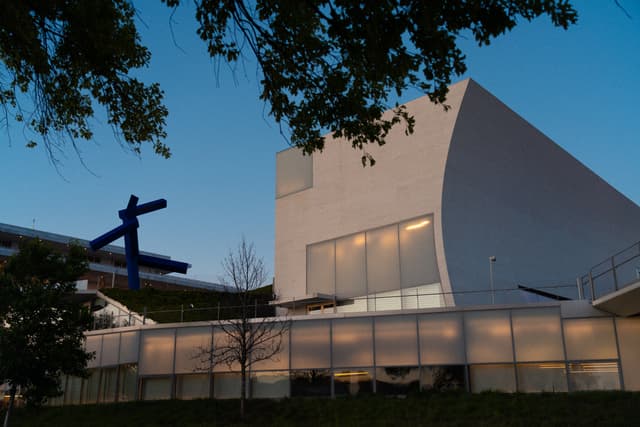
[100,286,274,323]
[8,392,639,427]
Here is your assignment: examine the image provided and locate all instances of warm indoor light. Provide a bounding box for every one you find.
[334,371,370,378]
[405,220,430,230]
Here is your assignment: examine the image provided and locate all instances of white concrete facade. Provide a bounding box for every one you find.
[274,79,640,310]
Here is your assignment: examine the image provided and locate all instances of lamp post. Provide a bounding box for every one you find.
[489,256,497,304]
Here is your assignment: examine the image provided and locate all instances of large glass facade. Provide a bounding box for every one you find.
[306,214,441,312]
[57,306,636,405]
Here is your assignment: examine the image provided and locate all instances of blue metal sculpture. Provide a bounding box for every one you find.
[90,195,190,290]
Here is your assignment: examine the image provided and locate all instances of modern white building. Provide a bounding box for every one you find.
[12,79,640,405]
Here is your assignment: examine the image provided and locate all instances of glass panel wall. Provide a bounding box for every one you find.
[399,215,439,288]
[512,308,564,362]
[175,327,211,374]
[141,377,172,400]
[307,240,335,295]
[176,374,210,399]
[82,369,100,404]
[334,369,373,396]
[374,316,418,366]
[118,364,138,402]
[615,318,640,390]
[276,148,313,198]
[213,373,241,399]
[85,335,102,368]
[568,362,620,391]
[100,367,118,403]
[420,365,466,392]
[332,318,373,368]
[290,370,331,397]
[469,364,516,393]
[64,376,83,405]
[139,329,175,375]
[290,320,330,369]
[516,363,567,392]
[335,233,366,298]
[101,334,120,366]
[376,367,420,395]
[251,371,290,398]
[419,313,465,365]
[366,225,400,295]
[252,328,289,371]
[563,318,617,360]
[119,331,139,364]
[465,311,513,364]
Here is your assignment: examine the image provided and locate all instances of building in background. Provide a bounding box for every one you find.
[273,79,640,313]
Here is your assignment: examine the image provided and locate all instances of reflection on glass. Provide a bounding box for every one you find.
[176,374,210,400]
[118,364,138,402]
[335,233,366,298]
[141,377,172,400]
[374,316,418,366]
[332,318,373,367]
[100,367,118,403]
[214,373,242,399]
[399,215,439,288]
[568,362,620,391]
[101,334,120,366]
[334,369,373,396]
[465,311,513,363]
[251,371,290,398]
[511,308,564,362]
[366,225,400,294]
[64,376,82,405]
[419,313,465,365]
[563,318,617,360]
[119,331,139,364]
[83,369,100,404]
[420,365,466,392]
[290,370,331,397]
[469,364,516,393]
[291,320,331,369]
[307,240,335,295]
[376,366,420,395]
[516,363,567,392]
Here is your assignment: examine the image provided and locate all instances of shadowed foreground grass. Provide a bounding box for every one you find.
[7,392,638,427]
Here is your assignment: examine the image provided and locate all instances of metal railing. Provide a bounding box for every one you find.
[578,241,640,301]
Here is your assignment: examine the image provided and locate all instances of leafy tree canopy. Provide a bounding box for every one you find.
[1,1,577,166]
[0,239,92,415]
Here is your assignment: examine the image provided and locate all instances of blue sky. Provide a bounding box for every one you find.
[2,1,639,284]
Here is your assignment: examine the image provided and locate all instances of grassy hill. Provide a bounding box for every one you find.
[100,286,275,323]
[8,392,639,427]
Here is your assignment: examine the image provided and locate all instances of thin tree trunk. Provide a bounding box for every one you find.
[240,366,246,420]
[3,385,17,427]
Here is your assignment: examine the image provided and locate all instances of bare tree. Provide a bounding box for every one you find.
[195,237,289,419]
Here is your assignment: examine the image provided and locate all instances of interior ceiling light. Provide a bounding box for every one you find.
[405,220,430,230]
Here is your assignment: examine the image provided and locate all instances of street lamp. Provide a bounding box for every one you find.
[489,256,497,304]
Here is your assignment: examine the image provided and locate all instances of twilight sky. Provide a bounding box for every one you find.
[2,1,639,284]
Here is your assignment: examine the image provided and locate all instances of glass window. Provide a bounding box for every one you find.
[511,308,564,362]
[615,318,640,391]
[307,240,335,295]
[100,367,118,403]
[276,148,313,198]
[568,362,620,391]
[141,377,172,400]
[366,225,400,294]
[465,311,513,364]
[376,366,420,395]
[213,373,242,399]
[212,327,241,372]
[469,364,516,393]
[176,374,210,400]
[291,320,330,369]
[419,313,465,365]
[334,369,373,396]
[251,371,290,398]
[420,365,466,392]
[119,331,139,364]
[139,329,175,376]
[332,318,373,368]
[375,316,418,366]
[85,335,102,368]
[290,370,331,397]
[251,327,289,371]
[399,216,439,288]
[516,363,567,393]
[175,327,211,374]
[118,364,138,402]
[335,233,367,298]
[563,318,617,360]
[82,369,100,404]
[64,376,83,405]
[101,334,120,367]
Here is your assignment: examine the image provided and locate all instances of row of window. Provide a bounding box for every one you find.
[307,215,440,299]
[50,361,622,405]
